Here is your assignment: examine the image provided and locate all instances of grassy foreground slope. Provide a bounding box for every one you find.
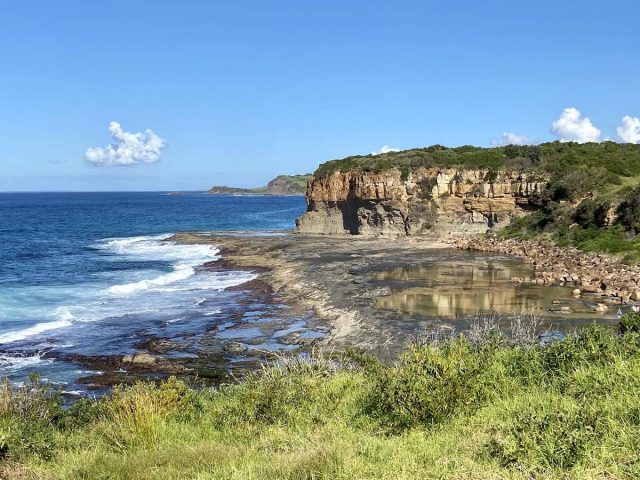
[4,315,640,479]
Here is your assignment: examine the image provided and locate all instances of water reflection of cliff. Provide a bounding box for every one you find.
[373,260,567,317]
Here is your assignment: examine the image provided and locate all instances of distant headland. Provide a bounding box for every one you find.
[208,174,311,196]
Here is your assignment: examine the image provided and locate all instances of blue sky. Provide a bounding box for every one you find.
[1,0,639,191]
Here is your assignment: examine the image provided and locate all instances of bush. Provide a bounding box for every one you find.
[620,311,640,334]
[487,394,600,471]
[100,376,199,449]
[0,376,63,461]
[617,185,640,234]
[574,199,610,229]
[367,337,503,429]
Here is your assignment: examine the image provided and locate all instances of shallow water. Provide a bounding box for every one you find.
[372,255,607,321]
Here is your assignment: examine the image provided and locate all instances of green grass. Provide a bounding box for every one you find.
[4,318,640,479]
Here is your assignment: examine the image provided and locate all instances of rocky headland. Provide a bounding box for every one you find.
[291,142,640,312]
[208,174,311,195]
[295,168,546,235]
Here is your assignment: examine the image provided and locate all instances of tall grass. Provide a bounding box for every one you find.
[3,314,640,479]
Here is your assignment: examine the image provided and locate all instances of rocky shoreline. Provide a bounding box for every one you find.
[175,233,617,352]
[58,232,631,391]
[449,236,640,312]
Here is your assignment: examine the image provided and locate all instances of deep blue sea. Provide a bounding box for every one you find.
[0,192,306,392]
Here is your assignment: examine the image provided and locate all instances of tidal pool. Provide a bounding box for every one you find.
[372,256,608,319]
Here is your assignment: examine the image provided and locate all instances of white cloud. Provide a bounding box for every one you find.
[617,115,640,144]
[86,121,166,166]
[371,145,400,155]
[491,132,533,146]
[551,107,601,143]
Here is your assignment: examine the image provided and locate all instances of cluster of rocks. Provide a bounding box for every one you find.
[450,236,640,309]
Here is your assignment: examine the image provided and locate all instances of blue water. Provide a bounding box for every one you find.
[0,192,306,390]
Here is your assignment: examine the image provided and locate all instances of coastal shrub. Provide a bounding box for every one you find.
[619,311,640,334]
[100,376,198,448]
[574,199,610,229]
[486,393,600,471]
[0,376,63,460]
[367,337,503,429]
[617,184,640,234]
[314,141,640,179]
[540,324,622,375]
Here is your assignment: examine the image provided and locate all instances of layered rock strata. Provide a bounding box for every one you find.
[295,168,546,236]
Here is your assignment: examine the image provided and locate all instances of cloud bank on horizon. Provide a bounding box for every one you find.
[86,122,166,167]
[493,108,640,147]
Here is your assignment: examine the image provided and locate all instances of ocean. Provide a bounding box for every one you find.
[0,192,306,392]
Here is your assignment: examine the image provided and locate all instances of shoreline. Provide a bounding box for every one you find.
[173,231,618,357]
[173,232,451,351]
[448,235,640,310]
[54,230,634,391]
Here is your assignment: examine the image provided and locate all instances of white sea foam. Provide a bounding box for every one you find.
[96,234,223,296]
[107,264,196,295]
[0,234,249,346]
[0,353,50,372]
[0,319,73,344]
[93,234,220,264]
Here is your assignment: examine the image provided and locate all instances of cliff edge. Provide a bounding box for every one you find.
[295,168,546,235]
[295,142,640,237]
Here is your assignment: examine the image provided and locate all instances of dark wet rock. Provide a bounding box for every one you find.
[223,342,248,354]
[135,337,184,354]
[194,366,228,381]
[538,330,566,346]
[130,353,157,365]
[226,278,274,295]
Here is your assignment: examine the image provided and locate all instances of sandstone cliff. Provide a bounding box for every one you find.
[295,168,547,236]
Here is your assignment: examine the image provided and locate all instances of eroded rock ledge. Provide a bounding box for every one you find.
[450,236,640,308]
[295,168,546,236]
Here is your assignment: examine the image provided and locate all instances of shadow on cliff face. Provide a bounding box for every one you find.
[341,180,360,234]
[338,201,359,234]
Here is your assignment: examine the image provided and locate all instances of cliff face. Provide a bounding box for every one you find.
[295,168,547,236]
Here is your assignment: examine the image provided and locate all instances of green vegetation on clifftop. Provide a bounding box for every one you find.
[314,142,640,181]
[4,317,640,479]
